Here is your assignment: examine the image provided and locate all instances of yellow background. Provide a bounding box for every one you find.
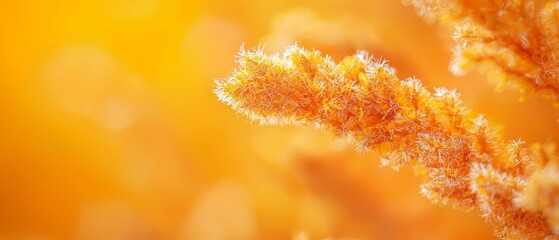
[1,0,558,239]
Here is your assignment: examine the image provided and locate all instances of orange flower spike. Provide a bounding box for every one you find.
[215,45,557,239]
[405,0,559,100]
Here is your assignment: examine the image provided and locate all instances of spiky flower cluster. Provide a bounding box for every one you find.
[215,45,559,239]
[404,0,559,100]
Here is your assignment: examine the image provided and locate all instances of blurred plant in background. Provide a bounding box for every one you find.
[406,0,559,100]
[1,0,559,239]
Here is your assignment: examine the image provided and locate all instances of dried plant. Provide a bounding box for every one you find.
[215,45,559,239]
[404,0,559,100]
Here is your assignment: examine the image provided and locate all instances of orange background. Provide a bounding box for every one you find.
[1,0,558,239]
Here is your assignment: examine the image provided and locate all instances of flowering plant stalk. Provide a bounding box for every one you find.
[405,0,559,100]
[215,45,559,239]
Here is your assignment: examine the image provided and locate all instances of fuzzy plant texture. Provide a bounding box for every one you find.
[405,0,559,100]
[215,0,559,239]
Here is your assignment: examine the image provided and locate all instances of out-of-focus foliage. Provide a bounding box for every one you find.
[405,0,559,100]
[1,0,559,239]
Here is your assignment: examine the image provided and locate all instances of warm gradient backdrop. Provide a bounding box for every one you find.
[1,0,559,239]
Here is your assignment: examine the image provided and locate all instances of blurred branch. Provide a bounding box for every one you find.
[405,0,559,101]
